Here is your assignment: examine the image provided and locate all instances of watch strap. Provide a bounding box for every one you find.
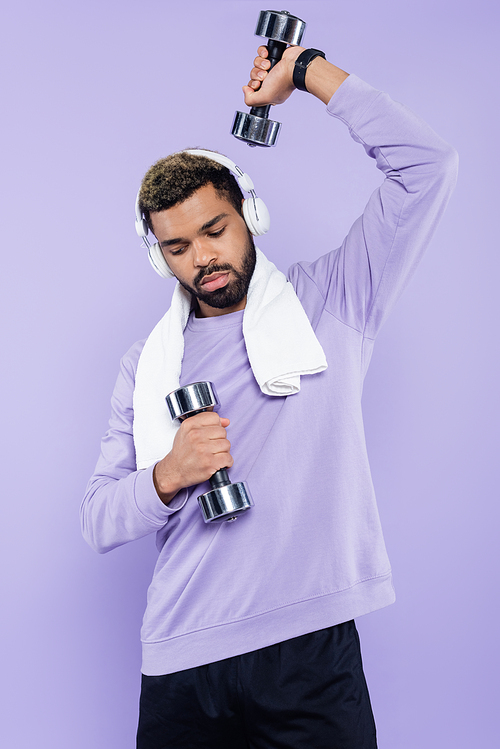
[293,48,326,92]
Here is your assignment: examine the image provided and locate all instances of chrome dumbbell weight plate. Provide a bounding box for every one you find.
[232,10,306,147]
[232,111,281,149]
[165,382,254,523]
[166,381,219,421]
[199,478,254,524]
[255,9,307,46]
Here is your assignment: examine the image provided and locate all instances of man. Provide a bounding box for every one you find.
[81,43,458,748]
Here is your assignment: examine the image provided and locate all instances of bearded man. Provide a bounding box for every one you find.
[82,42,458,749]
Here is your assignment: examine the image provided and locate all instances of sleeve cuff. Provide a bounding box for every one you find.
[134,465,189,523]
[326,73,383,131]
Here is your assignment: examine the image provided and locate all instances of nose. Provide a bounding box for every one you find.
[192,238,217,268]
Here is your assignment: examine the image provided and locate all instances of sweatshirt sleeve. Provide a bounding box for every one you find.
[80,340,188,554]
[289,74,459,339]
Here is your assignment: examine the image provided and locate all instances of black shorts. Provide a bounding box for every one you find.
[137,620,377,749]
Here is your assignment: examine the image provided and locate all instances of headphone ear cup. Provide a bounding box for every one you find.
[242,197,270,236]
[135,217,149,239]
[148,242,175,279]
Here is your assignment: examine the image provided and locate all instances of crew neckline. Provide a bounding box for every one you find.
[187,308,244,332]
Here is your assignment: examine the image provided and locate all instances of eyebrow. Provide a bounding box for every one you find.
[159,213,230,248]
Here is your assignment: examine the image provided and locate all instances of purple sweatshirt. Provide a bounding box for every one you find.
[81,75,458,676]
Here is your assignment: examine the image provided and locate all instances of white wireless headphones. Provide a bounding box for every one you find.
[135,149,271,279]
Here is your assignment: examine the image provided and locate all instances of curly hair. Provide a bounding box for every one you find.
[138,150,244,232]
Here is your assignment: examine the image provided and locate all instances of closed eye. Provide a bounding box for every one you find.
[168,226,226,255]
[208,227,225,238]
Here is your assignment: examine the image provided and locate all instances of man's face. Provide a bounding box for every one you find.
[150,184,256,318]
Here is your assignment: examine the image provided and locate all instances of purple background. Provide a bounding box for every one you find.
[1,1,498,746]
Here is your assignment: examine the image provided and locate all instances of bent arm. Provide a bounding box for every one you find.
[80,343,234,554]
[80,344,187,554]
[312,75,458,336]
[288,75,458,336]
[246,45,458,337]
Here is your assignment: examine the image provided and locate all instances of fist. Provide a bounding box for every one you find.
[153,412,233,504]
[242,44,304,108]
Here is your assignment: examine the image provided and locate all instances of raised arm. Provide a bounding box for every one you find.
[246,46,459,337]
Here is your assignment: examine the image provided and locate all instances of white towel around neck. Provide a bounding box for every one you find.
[133,249,327,469]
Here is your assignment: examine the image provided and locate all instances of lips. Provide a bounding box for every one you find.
[199,272,230,292]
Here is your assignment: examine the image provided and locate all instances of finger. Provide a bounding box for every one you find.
[244,80,261,93]
[189,425,229,442]
[250,65,267,83]
[253,55,270,70]
[214,452,234,470]
[209,438,232,454]
[257,45,268,59]
[242,85,263,106]
[180,414,221,435]
[184,411,222,427]
[208,428,230,443]
[242,82,272,106]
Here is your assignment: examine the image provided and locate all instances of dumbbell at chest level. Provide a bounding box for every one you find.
[165,382,254,523]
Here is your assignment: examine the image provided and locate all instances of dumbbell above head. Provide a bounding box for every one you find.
[232,9,306,148]
[165,382,254,524]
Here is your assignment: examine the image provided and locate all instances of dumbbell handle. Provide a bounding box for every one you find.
[210,467,231,489]
[179,408,233,490]
[249,39,287,121]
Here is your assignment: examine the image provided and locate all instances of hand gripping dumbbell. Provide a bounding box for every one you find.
[165,382,254,523]
[232,9,306,147]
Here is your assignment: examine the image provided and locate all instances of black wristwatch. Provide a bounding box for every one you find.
[293,48,326,93]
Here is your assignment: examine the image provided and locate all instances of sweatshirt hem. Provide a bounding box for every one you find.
[141,572,395,676]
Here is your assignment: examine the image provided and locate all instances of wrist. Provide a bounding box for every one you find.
[292,48,326,92]
[282,45,305,86]
[153,460,180,505]
[302,57,349,104]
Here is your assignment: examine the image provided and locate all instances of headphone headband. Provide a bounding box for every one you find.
[182,150,255,193]
[135,149,270,279]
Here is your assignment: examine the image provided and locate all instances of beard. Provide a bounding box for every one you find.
[177,233,256,310]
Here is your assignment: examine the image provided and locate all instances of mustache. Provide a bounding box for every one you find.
[194,264,235,286]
